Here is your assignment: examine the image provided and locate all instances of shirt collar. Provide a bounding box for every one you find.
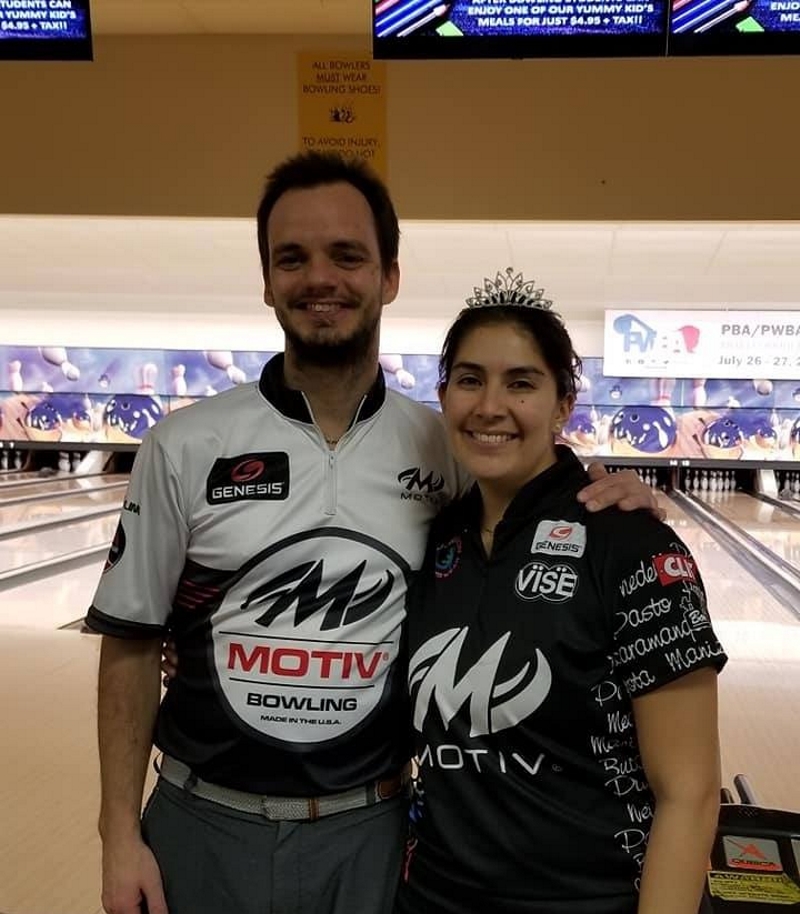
[257,352,386,426]
[457,445,588,534]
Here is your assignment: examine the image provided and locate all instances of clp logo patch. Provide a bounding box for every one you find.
[653,553,697,585]
[531,520,586,558]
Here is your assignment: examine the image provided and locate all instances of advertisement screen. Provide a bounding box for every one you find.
[0,0,92,61]
[373,0,670,58]
[669,0,800,54]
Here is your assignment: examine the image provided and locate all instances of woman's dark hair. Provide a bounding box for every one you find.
[256,151,400,276]
[438,304,582,401]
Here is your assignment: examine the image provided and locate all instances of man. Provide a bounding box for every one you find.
[87,151,659,914]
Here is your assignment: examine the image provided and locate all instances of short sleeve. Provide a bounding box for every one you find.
[85,429,190,637]
[603,517,727,698]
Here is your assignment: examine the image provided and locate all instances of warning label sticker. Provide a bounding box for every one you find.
[707,871,800,904]
[723,835,783,872]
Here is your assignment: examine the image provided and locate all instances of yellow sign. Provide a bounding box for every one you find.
[707,871,800,904]
[297,52,388,179]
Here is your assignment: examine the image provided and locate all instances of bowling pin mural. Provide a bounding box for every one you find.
[39,346,80,381]
[7,360,23,392]
[379,354,416,390]
[205,351,246,385]
[691,379,707,408]
[652,378,676,408]
[137,362,159,395]
[98,358,122,390]
[171,364,188,397]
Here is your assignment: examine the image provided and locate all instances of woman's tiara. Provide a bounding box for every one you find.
[465,267,552,311]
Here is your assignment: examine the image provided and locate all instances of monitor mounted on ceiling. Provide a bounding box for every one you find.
[0,0,93,61]
[667,0,800,54]
[372,0,671,59]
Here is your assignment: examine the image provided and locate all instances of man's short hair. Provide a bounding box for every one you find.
[256,151,400,276]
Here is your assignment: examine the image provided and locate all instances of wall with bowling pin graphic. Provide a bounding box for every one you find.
[2,343,800,463]
[0,345,437,447]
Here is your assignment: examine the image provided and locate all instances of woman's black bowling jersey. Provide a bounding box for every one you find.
[400,447,727,914]
[86,354,466,796]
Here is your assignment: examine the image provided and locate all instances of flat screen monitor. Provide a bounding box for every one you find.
[372,0,670,58]
[668,0,800,54]
[0,0,92,61]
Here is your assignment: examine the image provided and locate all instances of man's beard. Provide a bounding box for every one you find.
[283,314,380,369]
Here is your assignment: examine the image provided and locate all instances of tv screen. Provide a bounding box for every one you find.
[372,0,671,58]
[668,0,800,54]
[0,0,92,61]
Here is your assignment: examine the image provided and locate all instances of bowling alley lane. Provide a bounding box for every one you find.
[0,472,129,502]
[0,559,106,628]
[0,467,107,488]
[0,512,118,577]
[691,488,800,571]
[0,483,124,535]
[656,490,800,811]
[0,468,41,486]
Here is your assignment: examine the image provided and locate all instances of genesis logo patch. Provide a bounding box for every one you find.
[515,561,579,603]
[103,521,126,572]
[531,520,586,557]
[207,452,289,504]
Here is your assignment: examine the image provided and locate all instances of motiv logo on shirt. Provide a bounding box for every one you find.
[530,520,587,558]
[409,627,552,736]
[211,528,410,745]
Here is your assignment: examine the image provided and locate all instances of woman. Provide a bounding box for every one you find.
[395,272,726,914]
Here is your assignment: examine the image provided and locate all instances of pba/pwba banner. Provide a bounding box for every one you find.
[296,51,388,179]
[604,309,800,381]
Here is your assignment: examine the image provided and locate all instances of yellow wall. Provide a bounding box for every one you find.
[1,33,797,220]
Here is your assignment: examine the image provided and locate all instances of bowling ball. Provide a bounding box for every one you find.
[25,398,64,442]
[561,410,598,455]
[701,416,743,460]
[736,413,777,451]
[609,406,677,456]
[753,379,773,396]
[103,395,163,443]
[752,424,777,450]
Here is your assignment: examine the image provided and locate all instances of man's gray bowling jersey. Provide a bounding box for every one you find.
[87,354,465,796]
